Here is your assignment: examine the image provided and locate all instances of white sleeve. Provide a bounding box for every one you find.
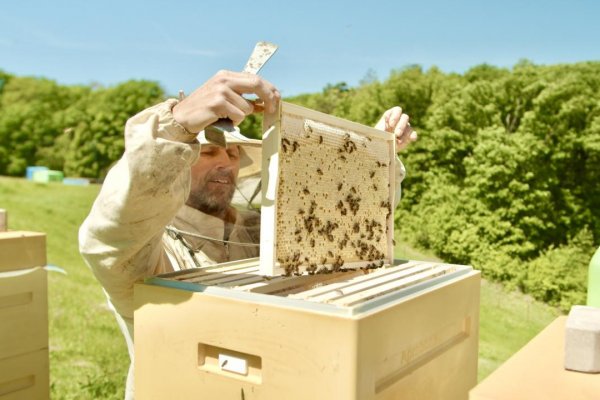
[79,99,200,319]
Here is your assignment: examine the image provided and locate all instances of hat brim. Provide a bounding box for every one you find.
[198,128,262,178]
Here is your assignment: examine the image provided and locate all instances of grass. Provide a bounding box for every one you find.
[0,176,560,398]
[0,177,128,399]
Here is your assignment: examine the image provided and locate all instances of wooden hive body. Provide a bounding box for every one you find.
[135,259,480,400]
[0,229,49,400]
[260,102,395,276]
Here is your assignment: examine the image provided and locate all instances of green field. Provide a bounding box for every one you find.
[0,176,560,399]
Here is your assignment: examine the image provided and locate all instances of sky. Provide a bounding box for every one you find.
[1,0,599,97]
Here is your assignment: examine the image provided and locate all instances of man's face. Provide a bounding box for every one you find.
[187,144,241,215]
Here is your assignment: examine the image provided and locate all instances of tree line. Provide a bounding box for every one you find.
[1,61,598,310]
[283,61,599,311]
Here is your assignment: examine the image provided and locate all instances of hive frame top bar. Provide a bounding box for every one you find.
[146,259,474,317]
[260,101,397,276]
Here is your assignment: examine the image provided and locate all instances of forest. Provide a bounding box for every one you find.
[1,60,598,310]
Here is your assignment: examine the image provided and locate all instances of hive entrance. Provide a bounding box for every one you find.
[260,103,395,276]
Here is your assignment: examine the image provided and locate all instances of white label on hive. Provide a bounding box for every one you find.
[218,353,249,376]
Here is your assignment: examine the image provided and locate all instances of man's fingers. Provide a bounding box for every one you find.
[394,114,410,141]
[396,129,418,151]
[387,107,403,131]
[221,100,247,126]
[219,72,280,113]
[224,87,255,117]
[375,109,390,131]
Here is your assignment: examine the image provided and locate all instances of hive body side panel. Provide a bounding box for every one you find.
[0,267,48,360]
[0,232,46,272]
[355,271,481,400]
[134,283,359,400]
[0,349,50,400]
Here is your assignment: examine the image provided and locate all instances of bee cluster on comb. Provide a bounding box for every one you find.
[261,104,395,277]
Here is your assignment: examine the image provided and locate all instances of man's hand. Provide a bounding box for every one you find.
[172,70,281,134]
[374,106,418,152]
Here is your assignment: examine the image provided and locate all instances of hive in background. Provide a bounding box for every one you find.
[260,102,396,276]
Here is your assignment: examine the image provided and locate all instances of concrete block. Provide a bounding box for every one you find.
[565,305,600,373]
[0,231,46,272]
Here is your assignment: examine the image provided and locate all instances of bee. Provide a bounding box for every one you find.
[337,182,343,191]
[298,208,305,215]
[327,250,334,258]
[370,171,375,178]
[303,187,310,195]
[376,161,381,167]
[292,141,300,152]
[319,135,323,144]
[350,186,357,194]
[373,184,378,191]
[281,138,291,153]
[309,200,317,214]
[339,155,346,161]
[310,238,315,247]
[341,208,347,216]
[316,168,323,175]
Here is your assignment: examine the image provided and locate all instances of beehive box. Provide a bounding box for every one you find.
[135,259,480,400]
[0,230,49,400]
[260,102,396,276]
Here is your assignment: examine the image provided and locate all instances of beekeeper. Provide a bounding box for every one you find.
[79,70,416,399]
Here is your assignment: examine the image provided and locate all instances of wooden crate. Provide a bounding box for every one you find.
[260,102,396,276]
[135,259,480,400]
[0,232,46,272]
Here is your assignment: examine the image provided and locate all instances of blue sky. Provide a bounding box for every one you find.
[1,0,599,97]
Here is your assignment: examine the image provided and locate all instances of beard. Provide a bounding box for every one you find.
[186,169,237,215]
